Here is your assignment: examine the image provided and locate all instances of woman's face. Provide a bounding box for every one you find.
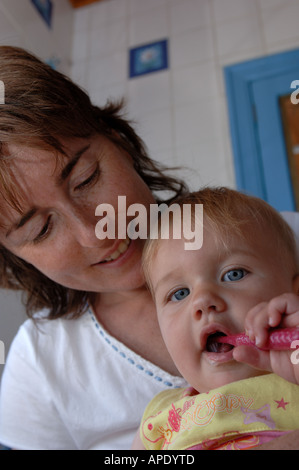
[0,134,155,293]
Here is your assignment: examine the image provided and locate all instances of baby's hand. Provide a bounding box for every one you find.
[233,293,299,385]
[244,293,299,346]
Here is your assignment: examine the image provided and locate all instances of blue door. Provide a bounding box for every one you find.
[225,49,299,211]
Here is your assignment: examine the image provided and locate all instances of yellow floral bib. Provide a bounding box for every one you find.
[141,374,299,450]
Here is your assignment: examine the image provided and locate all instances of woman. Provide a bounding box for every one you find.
[0,46,298,450]
[0,46,191,450]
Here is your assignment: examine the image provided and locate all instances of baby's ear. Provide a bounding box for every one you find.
[292,274,299,295]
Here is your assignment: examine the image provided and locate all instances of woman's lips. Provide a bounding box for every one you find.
[91,236,133,266]
[101,237,130,262]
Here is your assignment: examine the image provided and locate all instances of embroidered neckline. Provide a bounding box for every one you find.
[88,308,179,388]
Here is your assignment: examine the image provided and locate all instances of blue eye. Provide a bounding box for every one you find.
[223,269,248,282]
[170,288,190,302]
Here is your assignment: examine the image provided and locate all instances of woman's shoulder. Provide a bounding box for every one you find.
[8,309,91,362]
[20,308,87,333]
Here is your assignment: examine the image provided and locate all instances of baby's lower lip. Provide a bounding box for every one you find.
[203,349,234,364]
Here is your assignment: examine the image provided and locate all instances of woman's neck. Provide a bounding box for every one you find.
[94,284,150,311]
[92,287,180,377]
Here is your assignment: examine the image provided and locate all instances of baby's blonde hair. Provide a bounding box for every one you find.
[142,187,298,293]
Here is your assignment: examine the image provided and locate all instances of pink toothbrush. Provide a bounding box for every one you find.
[217,328,299,351]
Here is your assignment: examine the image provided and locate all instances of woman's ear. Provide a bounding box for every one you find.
[292,274,299,295]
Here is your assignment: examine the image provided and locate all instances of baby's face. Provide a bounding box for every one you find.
[149,222,297,392]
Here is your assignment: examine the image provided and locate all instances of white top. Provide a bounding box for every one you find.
[0,308,187,450]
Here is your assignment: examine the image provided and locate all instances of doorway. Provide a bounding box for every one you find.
[225,49,299,211]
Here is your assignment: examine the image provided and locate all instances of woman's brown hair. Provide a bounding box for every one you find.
[0,46,188,319]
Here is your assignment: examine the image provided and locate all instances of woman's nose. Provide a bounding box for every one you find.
[192,286,226,317]
[69,210,99,247]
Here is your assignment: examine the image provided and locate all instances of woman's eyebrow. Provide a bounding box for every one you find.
[6,207,38,238]
[58,144,91,185]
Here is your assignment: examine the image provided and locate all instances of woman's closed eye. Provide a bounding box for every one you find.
[222,268,248,282]
[74,165,100,191]
[169,287,190,302]
[33,216,53,244]
[31,167,100,244]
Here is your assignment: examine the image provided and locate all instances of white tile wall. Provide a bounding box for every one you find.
[170,0,212,35]
[172,61,218,106]
[0,0,74,74]
[129,7,169,46]
[171,27,215,67]
[212,0,258,24]
[215,16,263,58]
[91,18,127,57]
[261,0,299,46]
[128,71,171,115]
[69,0,299,192]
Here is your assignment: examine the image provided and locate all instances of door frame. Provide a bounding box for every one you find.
[224,48,299,208]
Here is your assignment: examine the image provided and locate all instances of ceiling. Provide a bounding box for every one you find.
[69,0,106,9]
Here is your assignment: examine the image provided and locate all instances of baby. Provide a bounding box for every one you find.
[133,187,299,450]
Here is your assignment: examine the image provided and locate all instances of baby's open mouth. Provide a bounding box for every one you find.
[205,332,234,354]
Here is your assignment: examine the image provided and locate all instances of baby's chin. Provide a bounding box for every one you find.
[191,362,265,394]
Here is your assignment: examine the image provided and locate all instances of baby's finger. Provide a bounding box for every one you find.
[281,313,299,328]
[245,302,274,347]
[244,302,268,340]
[233,345,271,371]
[245,294,299,348]
[266,294,299,324]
